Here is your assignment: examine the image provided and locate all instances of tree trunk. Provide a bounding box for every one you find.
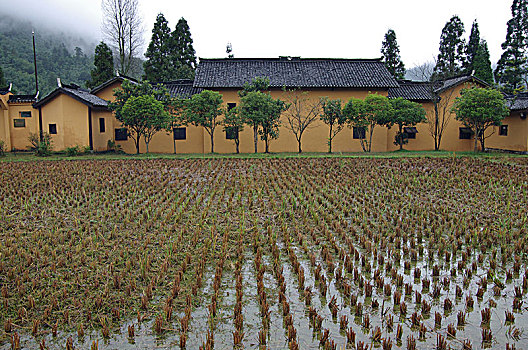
[298,139,302,153]
[235,139,240,154]
[368,126,374,152]
[264,137,269,153]
[210,132,214,153]
[135,138,140,154]
[474,132,478,153]
[399,124,403,150]
[434,104,440,151]
[253,125,258,153]
[328,124,333,153]
[145,140,150,154]
[480,136,486,152]
[173,139,176,154]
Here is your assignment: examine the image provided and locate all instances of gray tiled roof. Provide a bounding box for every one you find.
[388,81,433,100]
[8,94,37,103]
[34,84,109,109]
[194,58,400,89]
[0,87,9,95]
[157,80,203,98]
[506,93,528,111]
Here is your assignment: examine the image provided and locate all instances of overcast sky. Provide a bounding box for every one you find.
[5,0,512,68]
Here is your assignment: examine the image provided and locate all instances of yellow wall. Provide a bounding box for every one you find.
[8,103,39,150]
[0,94,11,151]
[486,112,528,152]
[40,94,90,151]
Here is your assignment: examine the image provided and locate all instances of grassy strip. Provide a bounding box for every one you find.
[1,149,527,162]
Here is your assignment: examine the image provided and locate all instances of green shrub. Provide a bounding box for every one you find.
[107,139,123,153]
[28,132,53,157]
[66,146,80,157]
[0,140,6,157]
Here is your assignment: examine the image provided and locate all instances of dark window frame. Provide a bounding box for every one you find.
[403,127,418,139]
[173,127,187,140]
[115,128,128,141]
[227,103,237,111]
[225,127,239,140]
[352,126,366,139]
[13,119,26,128]
[99,118,106,133]
[499,125,508,136]
[459,127,473,140]
[48,124,57,134]
[20,111,32,118]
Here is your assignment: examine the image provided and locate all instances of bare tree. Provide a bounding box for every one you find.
[282,89,322,153]
[101,0,144,75]
[412,61,458,151]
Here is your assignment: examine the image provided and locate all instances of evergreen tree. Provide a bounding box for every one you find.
[0,66,6,88]
[495,0,528,94]
[380,29,405,79]
[433,15,467,79]
[86,42,114,89]
[171,17,197,79]
[473,41,494,85]
[464,20,481,73]
[143,13,174,82]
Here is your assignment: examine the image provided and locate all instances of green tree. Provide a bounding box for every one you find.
[184,90,224,153]
[385,98,426,150]
[109,79,173,154]
[144,13,174,82]
[0,65,6,88]
[259,96,286,153]
[319,97,346,153]
[473,41,494,85]
[121,95,170,153]
[171,17,197,79]
[452,88,509,152]
[433,15,467,79]
[495,0,528,94]
[344,94,392,152]
[237,77,271,153]
[464,20,481,73]
[222,106,244,153]
[381,29,405,79]
[86,42,114,89]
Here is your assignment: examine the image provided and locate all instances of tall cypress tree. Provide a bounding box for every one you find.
[0,66,6,88]
[144,13,174,82]
[473,41,494,85]
[433,15,467,80]
[86,42,114,89]
[380,29,406,79]
[464,20,481,73]
[171,17,197,79]
[495,0,528,94]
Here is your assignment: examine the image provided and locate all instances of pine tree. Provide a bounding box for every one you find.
[433,15,467,79]
[86,42,114,89]
[143,13,174,82]
[0,66,6,88]
[380,29,405,79]
[171,17,197,79]
[464,20,481,73]
[473,41,494,85]
[495,0,528,94]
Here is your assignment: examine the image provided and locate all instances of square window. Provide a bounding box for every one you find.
[13,119,25,128]
[225,127,238,140]
[173,127,186,140]
[48,124,57,134]
[20,111,32,118]
[404,127,418,139]
[227,103,237,111]
[459,127,473,140]
[499,125,508,136]
[115,128,128,141]
[353,126,366,139]
[99,118,106,133]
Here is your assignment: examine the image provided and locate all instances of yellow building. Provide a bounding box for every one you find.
[1,57,527,154]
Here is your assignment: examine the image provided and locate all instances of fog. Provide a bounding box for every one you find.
[1,0,514,68]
